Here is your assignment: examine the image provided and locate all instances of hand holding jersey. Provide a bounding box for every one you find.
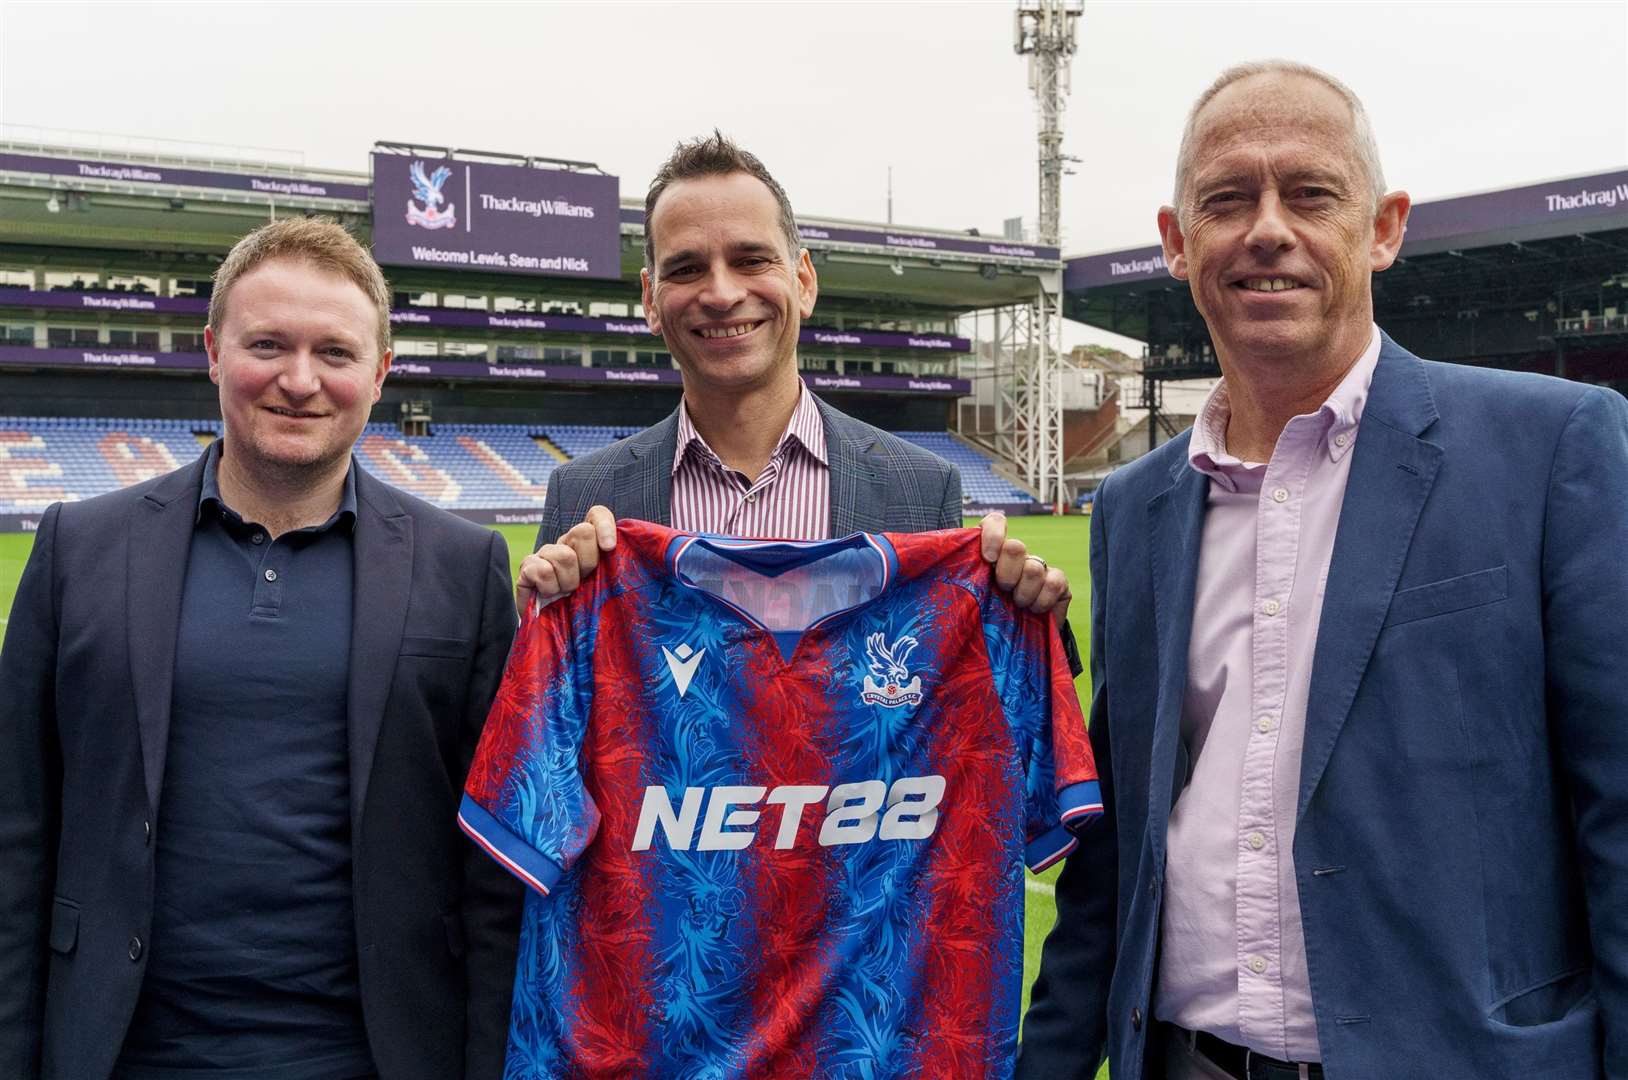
[466,521,1099,1078]
[517,505,1072,621]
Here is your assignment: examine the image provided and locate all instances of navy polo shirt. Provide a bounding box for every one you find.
[118,443,376,1080]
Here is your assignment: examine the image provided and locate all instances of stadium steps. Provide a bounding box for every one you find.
[534,435,569,463]
[893,430,1039,507]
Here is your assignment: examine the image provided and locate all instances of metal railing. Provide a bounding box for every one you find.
[1555,312,1628,335]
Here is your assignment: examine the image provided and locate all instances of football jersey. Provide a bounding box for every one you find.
[460,520,1101,1079]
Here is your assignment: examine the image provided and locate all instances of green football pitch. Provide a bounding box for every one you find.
[0,514,1101,1068]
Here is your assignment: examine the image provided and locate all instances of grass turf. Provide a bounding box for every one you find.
[2,514,1101,1070]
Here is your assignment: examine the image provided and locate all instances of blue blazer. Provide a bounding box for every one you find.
[1019,336,1628,1079]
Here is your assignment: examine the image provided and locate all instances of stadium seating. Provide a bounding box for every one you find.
[0,418,1037,515]
[894,431,1039,507]
[0,417,218,513]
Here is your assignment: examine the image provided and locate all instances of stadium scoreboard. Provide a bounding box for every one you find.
[370,152,620,280]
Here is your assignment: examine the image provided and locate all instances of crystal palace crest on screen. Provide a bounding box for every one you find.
[861,631,925,708]
[405,160,456,230]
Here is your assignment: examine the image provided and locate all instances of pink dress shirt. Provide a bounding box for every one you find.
[1154,327,1382,1062]
[670,381,830,540]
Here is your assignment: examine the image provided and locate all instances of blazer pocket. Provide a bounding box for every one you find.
[400,634,473,661]
[49,897,80,955]
[1492,968,1591,1027]
[1384,565,1507,628]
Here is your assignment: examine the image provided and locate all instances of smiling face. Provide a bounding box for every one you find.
[1158,72,1407,371]
[206,257,390,487]
[641,171,817,398]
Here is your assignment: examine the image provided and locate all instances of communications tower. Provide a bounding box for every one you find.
[998,0,1082,511]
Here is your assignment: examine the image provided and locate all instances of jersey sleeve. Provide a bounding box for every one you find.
[983,593,1102,873]
[458,595,600,898]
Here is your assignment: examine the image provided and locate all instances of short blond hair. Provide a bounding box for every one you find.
[209,217,392,356]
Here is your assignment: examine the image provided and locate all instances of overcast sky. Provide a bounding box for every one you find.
[3,0,1625,350]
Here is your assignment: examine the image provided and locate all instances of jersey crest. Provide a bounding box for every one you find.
[860,630,924,707]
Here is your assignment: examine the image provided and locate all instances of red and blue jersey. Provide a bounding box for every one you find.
[460,520,1100,1079]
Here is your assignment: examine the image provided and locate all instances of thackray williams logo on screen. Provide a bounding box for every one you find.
[861,632,924,708]
[405,161,457,231]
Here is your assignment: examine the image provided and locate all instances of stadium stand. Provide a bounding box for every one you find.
[895,431,1039,507]
[541,425,641,459]
[0,419,1037,516]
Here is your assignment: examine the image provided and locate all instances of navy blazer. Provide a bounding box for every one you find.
[1019,336,1628,1079]
[0,452,524,1080]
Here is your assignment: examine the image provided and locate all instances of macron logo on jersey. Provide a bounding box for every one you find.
[662,642,705,698]
[631,776,946,852]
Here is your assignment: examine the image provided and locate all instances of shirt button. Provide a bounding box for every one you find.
[1131,1007,1143,1032]
[1271,487,1289,503]
[1262,598,1281,616]
[251,532,265,544]
[1257,715,1274,734]
[744,492,757,503]
[264,568,277,582]
[128,936,144,962]
[1248,832,1266,850]
[1334,432,1350,447]
[1247,955,1267,975]
[144,819,152,846]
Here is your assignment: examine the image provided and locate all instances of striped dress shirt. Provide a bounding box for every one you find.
[670,381,830,540]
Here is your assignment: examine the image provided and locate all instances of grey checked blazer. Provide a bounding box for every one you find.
[534,396,963,546]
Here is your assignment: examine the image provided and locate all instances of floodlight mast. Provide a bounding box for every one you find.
[1015,0,1082,247]
[998,0,1081,513]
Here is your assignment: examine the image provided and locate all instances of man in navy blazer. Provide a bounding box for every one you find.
[0,220,522,1079]
[1019,62,1628,1079]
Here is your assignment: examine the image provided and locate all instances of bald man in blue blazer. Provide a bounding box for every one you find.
[1020,62,1628,1080]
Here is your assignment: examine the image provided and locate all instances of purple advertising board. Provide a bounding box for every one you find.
[0,345,209,371]
[0,286,208,316]
[0,345,970,396]
[370,153,621,281]
[1399,168,1628,246]
[617,205,1056,262]
[0,151,369,202]
[0,287,968,354]
[796,222,1058,262]
[1064,169,1628,292]
[393,307,968,352]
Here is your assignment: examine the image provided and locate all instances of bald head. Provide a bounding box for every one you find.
[1173,61,1385,224]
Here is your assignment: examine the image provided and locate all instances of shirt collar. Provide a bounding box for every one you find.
[1188,323,1381,490]
[673,379,829,476]
[197,438,359,532]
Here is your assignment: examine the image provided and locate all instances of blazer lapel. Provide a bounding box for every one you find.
[614,409,678,525]
[1298,342,1443,818]
[820,400,887,536]
[1145,454,1208,862]
[346,470,413,833]
[127,453,210,817]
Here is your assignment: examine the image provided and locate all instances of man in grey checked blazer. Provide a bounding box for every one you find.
[517,132,1075,637]
[534,393,962,547]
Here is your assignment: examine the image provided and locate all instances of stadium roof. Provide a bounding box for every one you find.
[1061,169,1628,383]
[0,139,1057,311]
